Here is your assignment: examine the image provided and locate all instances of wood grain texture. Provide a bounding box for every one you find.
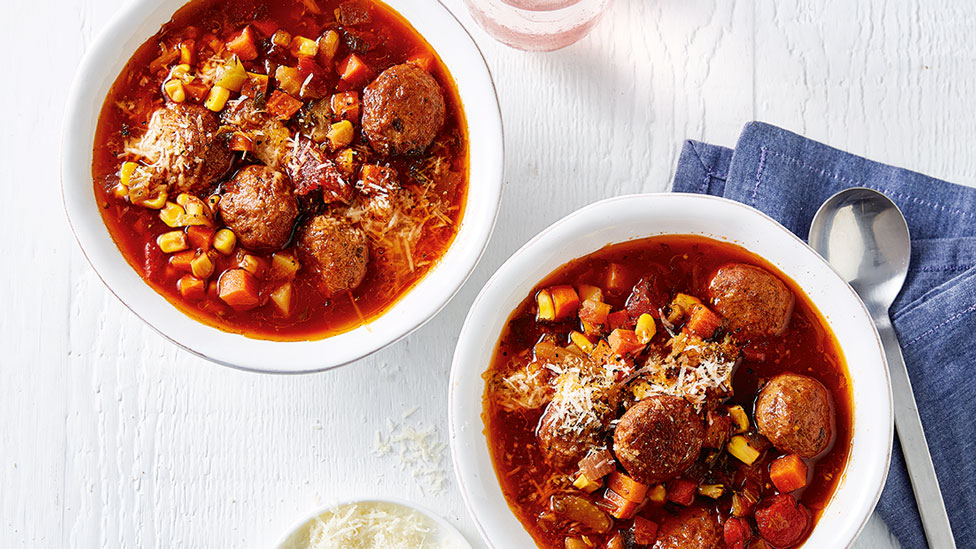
[5,0,974,546]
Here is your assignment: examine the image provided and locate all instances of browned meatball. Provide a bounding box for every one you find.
[613,395,704,484]
[218,165,298,252]
[537,400,611,471]
[296,215,369,297]
[138,103,233,194]
[755,373,834,457]
[653,506,723,549]
[707,263,794,339]
[362,64,446,155]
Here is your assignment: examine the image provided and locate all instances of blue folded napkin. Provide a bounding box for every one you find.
[672,122,976,548]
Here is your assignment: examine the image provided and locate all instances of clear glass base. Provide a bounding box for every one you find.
[464,0,611,52]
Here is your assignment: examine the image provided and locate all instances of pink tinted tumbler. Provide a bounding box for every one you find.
[464,0,611,52]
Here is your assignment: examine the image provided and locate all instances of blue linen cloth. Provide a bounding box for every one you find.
[672,122,976,548]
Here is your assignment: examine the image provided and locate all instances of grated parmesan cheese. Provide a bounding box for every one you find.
[286,501,459,549]
[372,416,449,496]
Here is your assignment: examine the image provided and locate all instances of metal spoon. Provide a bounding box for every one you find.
[809,187,956,548]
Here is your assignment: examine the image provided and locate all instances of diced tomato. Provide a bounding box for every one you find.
[632,516,658,544]
[607,310,631,331]
[227,132,253,152]
[743,344,767,362]
[226,26,258,61]
[684,304,723,338]
[605,263,631,293]
[603,533,625,549]
[607,471,648,503]
[608,329,644,356]
[755,494,811,548]
[296,57,331,99]
[330,91,360,122]
[251,19,278,37]
[337,53,373,86]
[579,298,611,326]
[769,454,809,493]
[703,410,732,449]
[186,226,214,251]
[407,52,434,72]
[217,269,260,310]
[183,81,209,101]
[265,90,303,120]
[625,274,669,319]
[724,517,752,547]
[285,136,352,202]
[240,73,269,99]
[666,479,696,506]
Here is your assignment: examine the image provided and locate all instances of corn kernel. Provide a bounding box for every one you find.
[270,282,293,315]
[325,120,354,150]
[570,331,594,354]
[139,190,168,210]
[647,484,666,504]
[190,252,215,279]
[239,254,264,277]
[204,85,230,112]
[699,484,725,499]
[159,202,185,227]
[728,405,750,434]
[572,473,601,494]
[213,229,236,255]
[184,199,206,217]
[290,36,318,57]
[727,435,761,466]
[164,79,186,103]
[577,284,603,303]
[176,193,191,206]
[536,289,556,322]
[178,41,195,65]
[118,161,138,187]
[635,313,657,344]
[157,231,188,253]
[271,30,292,47]
[172,63,191,80]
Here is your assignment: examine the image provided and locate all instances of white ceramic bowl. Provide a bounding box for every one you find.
[61,0,503,373]
[450,194,893,548]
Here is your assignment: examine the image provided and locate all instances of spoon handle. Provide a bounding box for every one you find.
[875,312,956,548]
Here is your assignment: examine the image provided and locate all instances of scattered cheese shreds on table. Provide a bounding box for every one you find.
[302,501,455,549]
[373,414,449,495]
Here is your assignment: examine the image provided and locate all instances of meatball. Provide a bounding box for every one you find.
[296,215,369,297]
[218,165,298,252]
[536,400,611,471]
[707,263,794,340]
[139,103,233,194]
[755,373,834,457]
[613,395,704,484]
[653,506,723,549]
[362,64,446,155]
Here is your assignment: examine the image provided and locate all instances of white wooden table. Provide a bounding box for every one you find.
[5,0,974,546]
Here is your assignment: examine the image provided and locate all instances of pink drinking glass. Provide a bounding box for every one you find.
[463,0,612,52]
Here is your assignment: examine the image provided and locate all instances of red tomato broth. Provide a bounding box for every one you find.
[483,235,853,548]
[92,0,468,340]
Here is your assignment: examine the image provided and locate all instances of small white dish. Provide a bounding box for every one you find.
[61,0,503,373]
[449,193,893,548]
[273,497,471,549]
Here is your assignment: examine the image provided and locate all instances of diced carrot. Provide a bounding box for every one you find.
[684,304,723,338]
[608,329,645,356]
[550,285,580,321]
[667,479,697,506]
[251,19,278,37]
[632,516,659,545]
[607,310,631,331]
[606,263,631,292]
[604,533,625,549]
[183,81,210,101]
[226,26,258,61]
[169,250,195,272]
[589,340,615,364]
[227,132,253,152]
[330,91,360,122]
[241,73,269,99]
[177,274,206,301]
[607,471,648,503]
[337,53,373,86]
[599,489,639,520]
[579,298,611,326]
[217,268,260,309]
[406,53,434,72]
[186,225,214,251]
[769,454,809,493]
[265,90,303,120]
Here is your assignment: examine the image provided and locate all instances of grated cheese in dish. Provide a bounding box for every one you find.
[288,501,461,549]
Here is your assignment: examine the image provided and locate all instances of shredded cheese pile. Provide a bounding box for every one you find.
[372,411,449,495]
[631,333,740,412]
[302,501,447,549]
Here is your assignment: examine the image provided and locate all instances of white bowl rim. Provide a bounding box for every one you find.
[60,0,504,374]
[449,192,893,549]
[271,496,472,549]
